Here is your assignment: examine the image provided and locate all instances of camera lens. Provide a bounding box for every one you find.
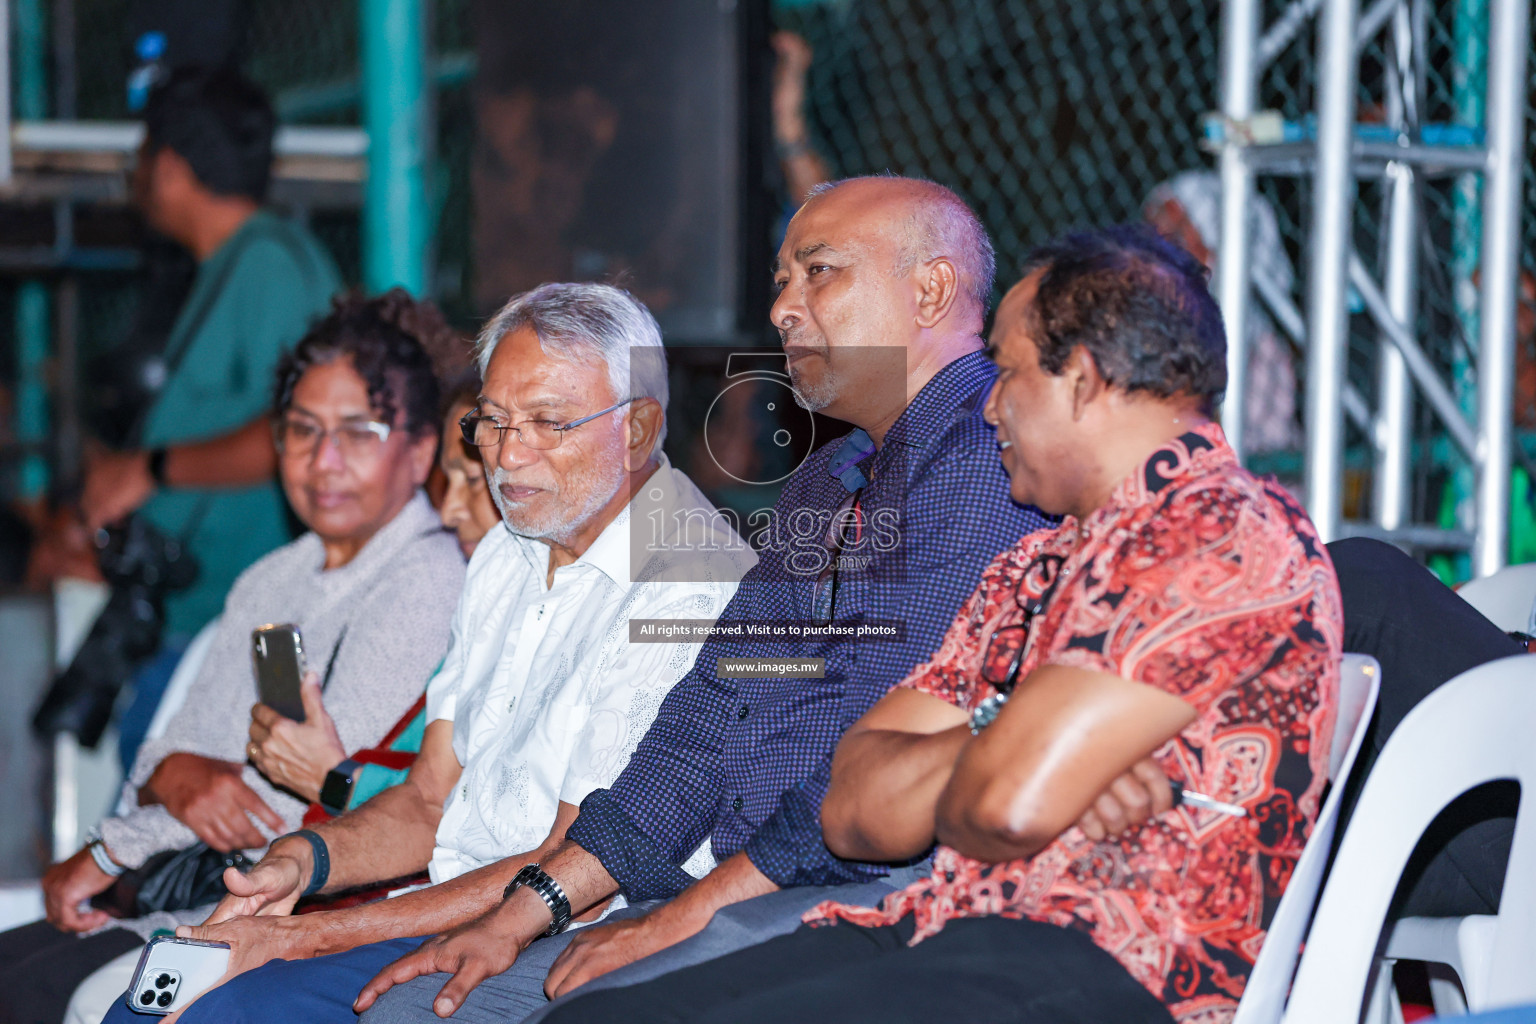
[155,974,172,989]
[140,991,156,1005]
[157,991,174,1008]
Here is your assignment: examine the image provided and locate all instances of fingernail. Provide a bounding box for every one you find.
[436,998,454,1016]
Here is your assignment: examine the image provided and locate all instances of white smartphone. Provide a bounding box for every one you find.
[125,936,231,1016]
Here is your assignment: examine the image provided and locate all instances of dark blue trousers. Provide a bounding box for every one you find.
[99,935,427,1024]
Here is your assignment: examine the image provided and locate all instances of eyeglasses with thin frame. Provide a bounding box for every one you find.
[459,398,637,451]
[811,489,864,626]
[978,553,1067,697]
[274,415,392,460]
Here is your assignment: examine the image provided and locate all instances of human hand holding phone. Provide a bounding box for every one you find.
[248,670,345,803]
[125,935,231,1016]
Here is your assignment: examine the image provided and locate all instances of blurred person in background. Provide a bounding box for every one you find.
[76,66,342,770]
[436,374,503,561]
[771,31,834,208]
[0,292,464,1024]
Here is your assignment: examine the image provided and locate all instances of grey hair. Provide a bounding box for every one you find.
[474,282,669,455]
[805,175,996,317]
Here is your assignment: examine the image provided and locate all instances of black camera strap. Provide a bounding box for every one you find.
[126,219,322,548]
[320,626,347,693]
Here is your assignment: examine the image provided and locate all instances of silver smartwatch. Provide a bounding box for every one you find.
[503,863,572,936]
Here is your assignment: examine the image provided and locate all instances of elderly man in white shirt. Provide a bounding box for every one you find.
[144,283,755,1024]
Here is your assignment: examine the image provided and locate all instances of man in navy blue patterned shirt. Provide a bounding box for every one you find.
[353,177,1053,1024]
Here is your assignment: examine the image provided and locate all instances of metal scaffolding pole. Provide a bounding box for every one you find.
[1372,1,1423,533]
[1304,0,1362,544]
[1473,0,1531,575]
[13,0,51,498]
[1218,0,1261,460]
[1374,162,1417,531]
[0,0,11,185]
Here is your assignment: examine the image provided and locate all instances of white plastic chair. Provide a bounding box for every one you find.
[1230,652,1382,1024]
[111,616,220,816]
[1281,654,1536,1023]
[1456,564,1536,634]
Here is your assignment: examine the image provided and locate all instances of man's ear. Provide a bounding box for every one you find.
[625,398,665,471]
[1065,346,1106,422]
[914,258,961,330]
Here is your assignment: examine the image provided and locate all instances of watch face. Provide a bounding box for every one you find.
[320,768,354,813]
[969,693,1007,733]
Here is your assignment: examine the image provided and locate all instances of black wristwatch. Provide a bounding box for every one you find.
[503,863,572,936]
[319,759,361,816]
[147,447,170,487]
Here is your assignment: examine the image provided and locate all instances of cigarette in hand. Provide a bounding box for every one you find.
[1170,781,1247,818]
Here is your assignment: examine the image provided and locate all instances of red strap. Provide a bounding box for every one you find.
[351,749,417,771]
[300,694,427,824]
[375,694,427,748]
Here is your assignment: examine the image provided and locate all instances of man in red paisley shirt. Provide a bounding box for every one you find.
[538,225,1342,1024]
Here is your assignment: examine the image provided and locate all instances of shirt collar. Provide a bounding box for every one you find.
[881,350,996,451]
[828,429,877,492]
[826,350,997,492]
[1069,420,1235,538]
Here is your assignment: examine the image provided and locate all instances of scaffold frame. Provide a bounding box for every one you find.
[1217,0,1531,578]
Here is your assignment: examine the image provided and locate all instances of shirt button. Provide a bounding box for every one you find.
[944,870,955,883]
[737,704,750,720]
[732,796,744,812]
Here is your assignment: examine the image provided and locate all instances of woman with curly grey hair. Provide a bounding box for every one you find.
[0,290,467,1024]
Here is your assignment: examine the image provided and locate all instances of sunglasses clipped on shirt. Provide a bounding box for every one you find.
[971,552,1066,732]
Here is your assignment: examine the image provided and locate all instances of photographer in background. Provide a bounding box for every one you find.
[77,66,341,769]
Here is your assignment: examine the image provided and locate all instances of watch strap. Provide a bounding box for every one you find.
[291,829,331,896]
[87,839,126,877]
[502,863,572,936]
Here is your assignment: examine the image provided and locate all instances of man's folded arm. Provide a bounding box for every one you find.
[937,664,1198,863]
[820,689,971,863]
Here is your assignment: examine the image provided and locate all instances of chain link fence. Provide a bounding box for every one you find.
[780,0,1535,553]
[13,0,1536,518]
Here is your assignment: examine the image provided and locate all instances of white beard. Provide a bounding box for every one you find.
[490,455,627,546]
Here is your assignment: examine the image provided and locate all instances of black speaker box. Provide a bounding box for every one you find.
[472,0,772,343]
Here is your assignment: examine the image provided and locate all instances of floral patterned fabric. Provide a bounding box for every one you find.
[806,421,1342,1023]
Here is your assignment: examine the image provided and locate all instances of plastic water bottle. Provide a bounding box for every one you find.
[127,31,168,112]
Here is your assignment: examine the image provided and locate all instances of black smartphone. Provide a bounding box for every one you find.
[251,623,307,722]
